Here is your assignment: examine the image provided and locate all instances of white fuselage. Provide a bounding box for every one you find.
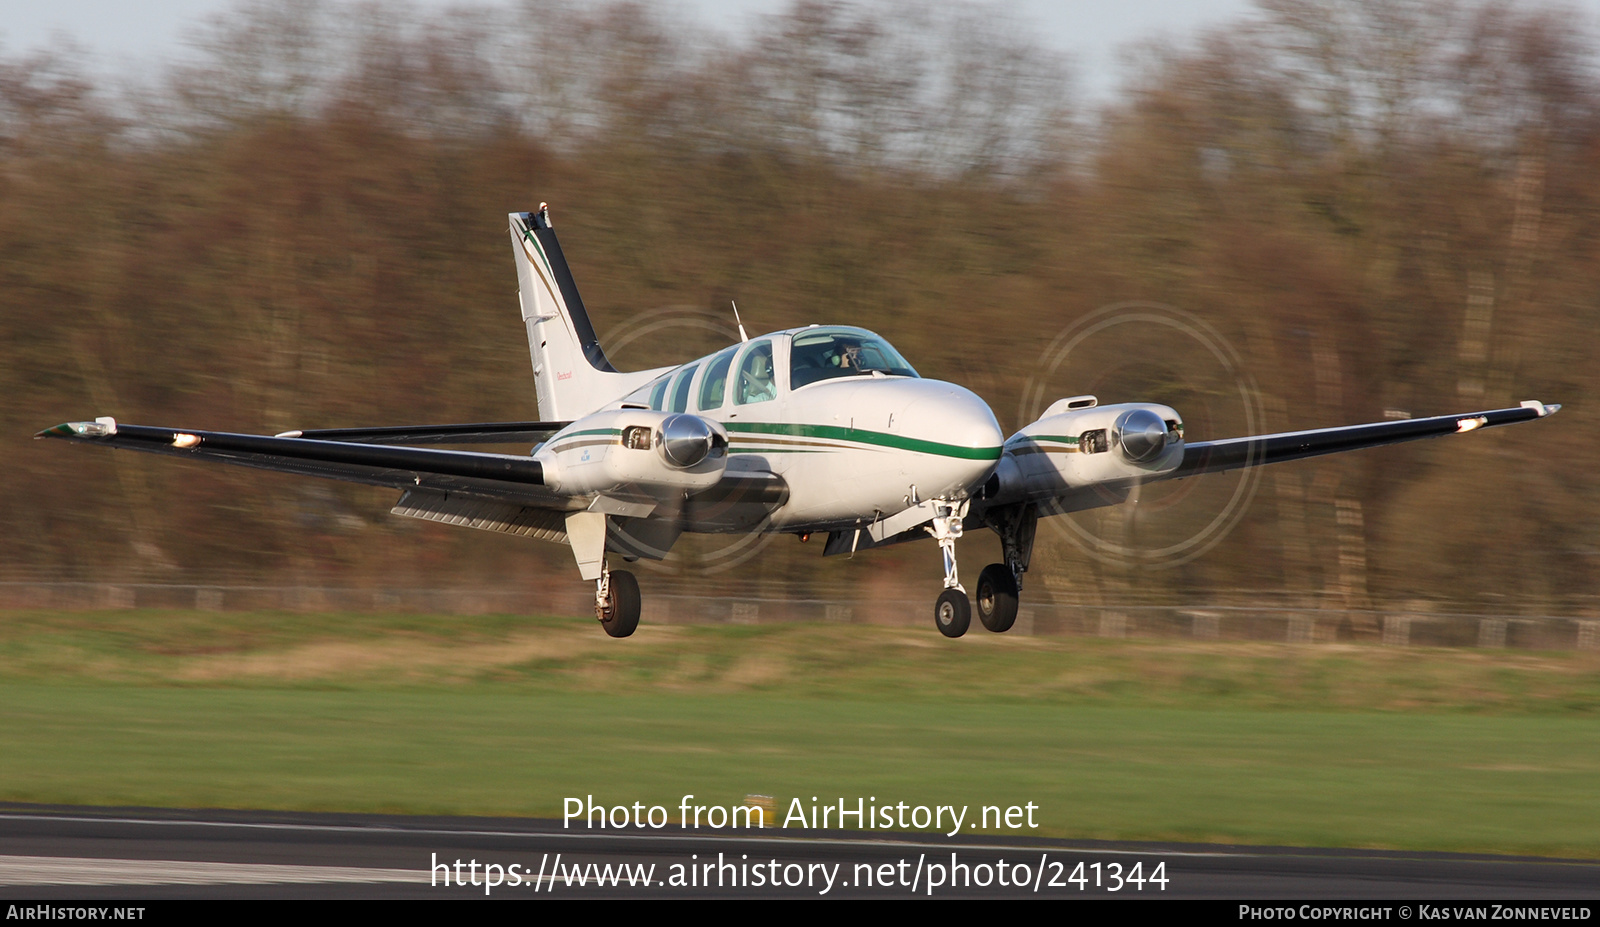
[720,374,1003,530]
[535,326,1005,534]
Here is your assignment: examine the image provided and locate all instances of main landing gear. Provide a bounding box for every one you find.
[975,563,1018,633]
[595,564,640,638]
[928,500,1036,638]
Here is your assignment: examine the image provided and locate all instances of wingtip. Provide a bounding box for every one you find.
[1521,400,1560,418]
[36,418,117,439]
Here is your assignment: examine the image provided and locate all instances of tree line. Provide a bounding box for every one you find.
[3,0,1596,612]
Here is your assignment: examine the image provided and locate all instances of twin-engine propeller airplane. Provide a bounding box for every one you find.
[39,205,1560,638]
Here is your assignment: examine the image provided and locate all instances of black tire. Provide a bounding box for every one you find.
[599,570,641,638]
[975,563,1019,633]
[934,588,971,638]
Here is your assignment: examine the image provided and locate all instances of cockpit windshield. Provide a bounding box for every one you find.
[790,327,919,390]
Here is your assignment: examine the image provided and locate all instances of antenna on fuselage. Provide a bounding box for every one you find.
[731,301,750,343]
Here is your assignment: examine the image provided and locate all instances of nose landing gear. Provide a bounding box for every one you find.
[935,588,971,637]
[927,499,971,638]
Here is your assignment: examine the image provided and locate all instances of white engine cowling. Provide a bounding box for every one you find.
[536,409,729,497]
[990,401,1184,504]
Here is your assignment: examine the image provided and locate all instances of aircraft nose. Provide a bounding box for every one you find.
[906,383,1003,454]
[890,379,1004,492]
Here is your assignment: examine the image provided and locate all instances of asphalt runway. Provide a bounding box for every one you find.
[1,804,1598,900]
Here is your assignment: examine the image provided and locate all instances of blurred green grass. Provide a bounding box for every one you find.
[2,610,1598,855]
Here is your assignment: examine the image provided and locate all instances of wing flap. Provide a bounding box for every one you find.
[391,489,570,541]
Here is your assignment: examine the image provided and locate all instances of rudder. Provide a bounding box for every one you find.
[510,206,654,419]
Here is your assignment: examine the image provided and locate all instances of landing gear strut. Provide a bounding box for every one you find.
[927,499,971,638]
[595,564,640,638]
[976,503,1037,633]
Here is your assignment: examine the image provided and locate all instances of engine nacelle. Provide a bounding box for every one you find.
[989,401,1184,504]
[536,409,729,497]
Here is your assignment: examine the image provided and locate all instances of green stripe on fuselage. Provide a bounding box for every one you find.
[725,422,1000,460]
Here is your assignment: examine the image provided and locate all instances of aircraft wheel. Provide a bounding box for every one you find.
[975,563,1019,633]
[934,588,971,638]
[599,570,641,638]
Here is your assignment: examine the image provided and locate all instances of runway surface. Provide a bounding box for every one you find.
[1,803,1597,899]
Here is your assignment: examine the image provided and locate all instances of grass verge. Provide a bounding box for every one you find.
[1,610,1597,856]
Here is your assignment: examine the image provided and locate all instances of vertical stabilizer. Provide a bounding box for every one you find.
[509,206,655,419]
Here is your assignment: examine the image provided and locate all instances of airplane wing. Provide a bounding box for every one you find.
[272,421,571,445]
[971,399,1561,524]
[35,419,572,508]
[1167,401,1560,480]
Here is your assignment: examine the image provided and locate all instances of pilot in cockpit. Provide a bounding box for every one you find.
[828,339,865,371]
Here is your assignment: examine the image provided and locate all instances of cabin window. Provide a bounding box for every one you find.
[734,341,776,405]
[698,347,738,411]
[647,377,670,411]
[669,364,699,413]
